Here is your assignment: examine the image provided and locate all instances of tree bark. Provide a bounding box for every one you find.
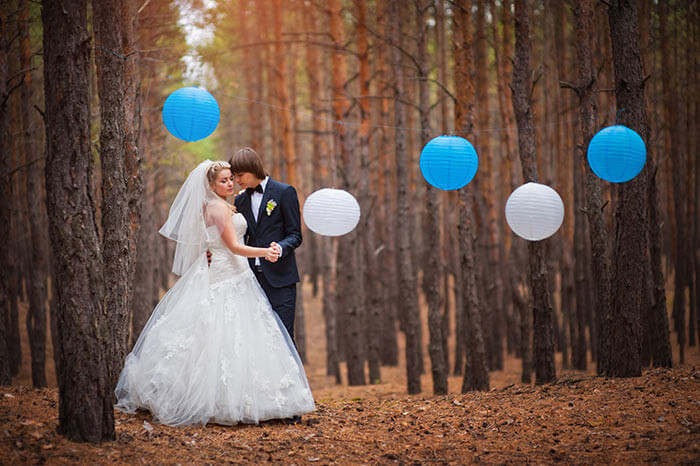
[328,0,365,386]
[454,0,489,392]
[238,1,262,149]
[43,0,113,442]
[0,5,12,386]
[355,0,382,384]
[571,0,606,372]
[376,0,399,367]
[416,0,447,395]
[511,0,556,384]
[19,0,48,388]
[603,0,651,377]
[389,0,421,394]
[476,0,503,372]
[660,0,685,364]
[93,1,143,429]
[272,0,297,186]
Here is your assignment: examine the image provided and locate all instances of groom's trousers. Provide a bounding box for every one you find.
[253,266,297,344]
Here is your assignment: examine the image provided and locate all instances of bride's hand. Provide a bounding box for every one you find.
[264,246,279,263]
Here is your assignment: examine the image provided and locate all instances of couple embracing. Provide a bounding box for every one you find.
[115,148,315,426]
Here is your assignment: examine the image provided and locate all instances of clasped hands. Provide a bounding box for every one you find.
[265,242,282,263]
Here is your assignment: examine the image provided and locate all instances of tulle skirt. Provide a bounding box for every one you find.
[115,254,315,426]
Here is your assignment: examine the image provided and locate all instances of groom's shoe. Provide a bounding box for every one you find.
[282,415,301,425]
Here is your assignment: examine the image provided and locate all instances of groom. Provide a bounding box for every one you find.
[229,147,302,344]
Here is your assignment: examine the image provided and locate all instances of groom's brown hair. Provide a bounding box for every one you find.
[229,147,267,180]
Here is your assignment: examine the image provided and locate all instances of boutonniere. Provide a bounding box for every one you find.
[266,200,277,216]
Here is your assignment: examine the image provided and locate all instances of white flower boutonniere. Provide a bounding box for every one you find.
[266,200,277,216]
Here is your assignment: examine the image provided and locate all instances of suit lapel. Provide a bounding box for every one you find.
[256,180,274,229]
[240,193,255,231]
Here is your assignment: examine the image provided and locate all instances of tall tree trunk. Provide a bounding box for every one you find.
[43,0,113,442]
[0,5,12,386]
[323,238,341,383]
[376,0,399,367]
[239,1,262,149]
[355,0,382,384]
[416,0,447,395]
[329,0,365,386]
[476,0,503,372]
[511,0,556,384]
[435,0,451,371]
[641,0,672,366]
[660,0,685,364]
[603,0,651,377]
[389,0,421,394]
[695,1,700,355]
[272,0,297,186]
[570,0,606,372]
[19,0,48,388]
[493,0,523,366]
[93,0,142,432]
[454,0,489,392]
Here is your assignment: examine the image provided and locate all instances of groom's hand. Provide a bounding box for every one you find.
[264,246,279,263]
[264,242,281,263]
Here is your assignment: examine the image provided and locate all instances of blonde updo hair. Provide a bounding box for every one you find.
[206,161,232,186]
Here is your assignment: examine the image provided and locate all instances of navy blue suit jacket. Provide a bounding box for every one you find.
[234,178,302,288]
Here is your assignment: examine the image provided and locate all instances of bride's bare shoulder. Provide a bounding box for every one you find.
[206,198,237,216]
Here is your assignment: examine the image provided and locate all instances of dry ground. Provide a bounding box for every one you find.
[2,278,700,464]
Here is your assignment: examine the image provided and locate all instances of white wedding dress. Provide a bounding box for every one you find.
[115,212,315,426]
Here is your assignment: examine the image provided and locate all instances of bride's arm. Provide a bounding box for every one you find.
[219,220,277,260]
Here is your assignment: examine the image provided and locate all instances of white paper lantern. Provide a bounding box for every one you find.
[303,188,361,237]
[505,182,564,241]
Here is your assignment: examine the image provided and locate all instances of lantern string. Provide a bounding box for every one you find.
[615,108,625,124]
[331,120,342,189]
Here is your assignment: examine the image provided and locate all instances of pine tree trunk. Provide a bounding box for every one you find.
[476,0,503,372]
[454,0,489,392]
[434,0,451,370]
[603,0,651,377]
[571,0,604,372]
[512,0,556,384]
[93,0,142,420]
[19,0,48,388]
[322,238,341,383]
[328,0,365,386]
[43,0,113,442]
[355,0,382,385]
[660,1,685,364]
[272,0,297,186]
[388,0,421,394]
[0,5,12,386]
[415,0,447,395]
[375,0,399,367]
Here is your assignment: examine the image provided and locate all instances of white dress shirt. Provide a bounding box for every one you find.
[252,177,269,266]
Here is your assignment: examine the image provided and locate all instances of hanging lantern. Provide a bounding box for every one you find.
[162,87,220,142]
[303,188,361,237]
[419,135,479,190]
[587,125,646,183]
[505,182,564,241]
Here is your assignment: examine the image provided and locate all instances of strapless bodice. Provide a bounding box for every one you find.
[207,213,251,282]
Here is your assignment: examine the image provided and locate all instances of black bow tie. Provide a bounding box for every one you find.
[246,184,263,196]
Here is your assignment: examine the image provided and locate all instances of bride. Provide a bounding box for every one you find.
[115,160,315,426]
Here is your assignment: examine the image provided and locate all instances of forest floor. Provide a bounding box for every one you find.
[2,279,700,464]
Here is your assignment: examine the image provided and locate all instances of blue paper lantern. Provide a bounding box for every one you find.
[419,135,478,190]
[587,125,646,183]
[162,87,220,142]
